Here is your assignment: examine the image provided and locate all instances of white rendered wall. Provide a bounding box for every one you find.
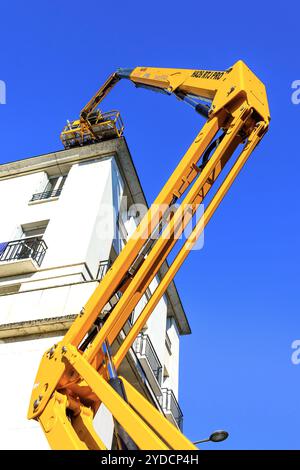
[0,282,98,324]
[0,156,124,318]
[0,334,114,450]
[0,334,59,450]
[42,157,119,278]
[163,317,180,397]
[0,153,182,448]
[0,157,122,448]
[0,171,51,242]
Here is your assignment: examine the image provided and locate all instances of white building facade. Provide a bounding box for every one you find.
[0,137,191,449]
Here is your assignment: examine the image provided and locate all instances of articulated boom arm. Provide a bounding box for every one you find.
[29,61,270,450]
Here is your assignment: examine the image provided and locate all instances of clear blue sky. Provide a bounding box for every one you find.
[1,1,299,450]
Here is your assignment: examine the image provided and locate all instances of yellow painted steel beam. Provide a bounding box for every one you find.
[80,72,120,120]
[65,115,220,346]
[121,376,197,450]
[84,106,250,364]
[72,405,107,450]
[114,122,267,369]
[64,345,169,450]
[38,392,89,450]
[127,61,270,122]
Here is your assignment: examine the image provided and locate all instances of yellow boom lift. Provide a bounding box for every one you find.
[28,61,270,450]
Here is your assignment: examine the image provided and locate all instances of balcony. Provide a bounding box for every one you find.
[30,188,62,202]
[160,388,183,431]
[97,259,111,281]
[134,333,162,395]
[0,237,47,277]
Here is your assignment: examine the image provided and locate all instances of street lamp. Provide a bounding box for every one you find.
[193,430,229,445]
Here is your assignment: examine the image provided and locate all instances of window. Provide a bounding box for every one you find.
[14,221,49,262]
[30,174,68,202]
[0,222,48,271]
[21,220,49,239]
[44,175,67,193]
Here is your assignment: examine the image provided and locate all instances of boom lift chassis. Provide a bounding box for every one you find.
[28,61,270,450]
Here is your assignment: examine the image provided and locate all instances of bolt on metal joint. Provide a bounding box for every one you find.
[79,307,85,316]
[33,395,42,410]
[48,344,57,358]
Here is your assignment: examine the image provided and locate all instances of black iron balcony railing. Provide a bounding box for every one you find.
[97,259,111,280]
[161,388,184,431]
[0,237,47,266]
[30,188,62,202]
[134,333,163,385]
[97,259,136,325]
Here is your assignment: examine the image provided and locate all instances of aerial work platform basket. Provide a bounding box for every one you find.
[60,110,124,149]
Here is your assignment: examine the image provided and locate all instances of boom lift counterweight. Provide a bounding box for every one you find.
[28,61,270,450]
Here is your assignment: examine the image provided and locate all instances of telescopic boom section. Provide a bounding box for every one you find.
[79,72,120,121]
[29,61,270,450]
